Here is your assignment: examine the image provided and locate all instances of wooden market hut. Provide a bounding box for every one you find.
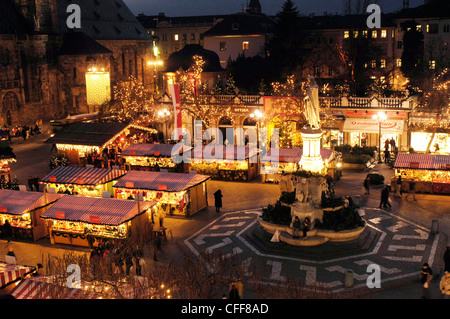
[0,190,63,241]
[393,153,450,194]
[189,145,261,181]
[113,170,210,217]
[119,143,192,173]
[0,133,16,183]
[40,195,157,248]
[39,166,127,198]
[45,122,158,166]
[261,148,336,182]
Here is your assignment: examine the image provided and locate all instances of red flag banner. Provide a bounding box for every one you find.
[170,83,183,140]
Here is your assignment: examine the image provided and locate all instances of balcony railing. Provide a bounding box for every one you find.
[319,96,413,109]
[0,80,20,90]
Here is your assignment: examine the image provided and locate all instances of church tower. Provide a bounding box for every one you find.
[244,0,262,14]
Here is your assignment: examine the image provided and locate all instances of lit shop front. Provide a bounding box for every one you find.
[113,171,210,217]
[46,122,158,167]
[40,195,157,248]
[409,132,450,153]
[39,166,126,197]
[189,145,261,181]
[120,143,192,173]
[393,153,450,194]
[0,190,63,241]
[342,112,407,150]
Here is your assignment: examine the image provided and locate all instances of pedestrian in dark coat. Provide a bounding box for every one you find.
[420,263,433,299]
[444,247,450,272]
[27,176,34,191]
[363,176,371,195]
[2,219,13,243]
[124,252,133,275]
[33,176,40,192]
[379,186,391,209]
[214,189,223,212]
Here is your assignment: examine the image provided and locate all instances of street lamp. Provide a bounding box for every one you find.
[372,112,387,162]
[250,110,264,148]
[147,60,164,92]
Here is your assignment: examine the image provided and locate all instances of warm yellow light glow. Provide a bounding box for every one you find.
[85,71,111,106]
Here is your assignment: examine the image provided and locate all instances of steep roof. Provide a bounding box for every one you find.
[202,12,274,37]
[164,44,225,73]
[390,0,450,20]
[0,0,33,35]
[58,32,113,56]
[56,0,150,40]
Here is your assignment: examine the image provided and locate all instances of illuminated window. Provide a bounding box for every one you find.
[174,34,179,41]
[371,60,376,68]
[372,30,377,38]
[396,58,402,67]
[429,60,436,69]
[380,59,386,68]
[362,30,368,38]
[353,31,359,38]
[392,29,395,38]
[220,42,226,51]
[416,25,422,32]
[242,41,249,51]
[344,30,349,38]
[381,30,387,38]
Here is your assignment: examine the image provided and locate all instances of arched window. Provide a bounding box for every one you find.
[2,91,19,112]
[219,116,233,126]
[243,117,257,126]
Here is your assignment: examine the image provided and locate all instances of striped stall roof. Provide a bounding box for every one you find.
[39,166,127,186]
[40,195,156,225]
[0,190,63,215]
[191,145,261,161]
[393,153,450,170]
[10,277,99,299]
[113,171,211,192]
[0,262,35,289]
[264,148,335,163]
[121,143,192,157]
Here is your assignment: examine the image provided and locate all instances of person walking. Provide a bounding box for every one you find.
[395,175,403,197]
[440,271,450,299]
[363,176,371,195]
[379,185,391,209]
[214,189,223,213]
[292,216,301,239]
[444,246,450,272]
[2,219,13,243]
[27,176,34,191]
[33,176,40,192]
[384,148,390,164]
[124,251,133,276]
[420,263,433,299]
[405,179,417,201]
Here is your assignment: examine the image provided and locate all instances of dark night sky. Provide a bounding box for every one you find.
[123,0,425,17]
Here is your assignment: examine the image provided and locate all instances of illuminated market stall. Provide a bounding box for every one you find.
[40,195,157,248]
[45,122,158,167]
[261,148,335,183]
[120,143,192,173]
[0,190,63,241]
[0,132,16,183]
[39,166,127,198]
[393,153,450,194]
[0,262,36,295]
[113,171,210,217]
[189,145,261,181]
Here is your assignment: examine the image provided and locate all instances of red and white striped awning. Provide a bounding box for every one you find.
[113,171,211,192]
[40,195,156,225]
[394,153,450,170]
[0,262,35,289]
[0,190,63,216]
[10,278,99,299]
[40,166,127,186]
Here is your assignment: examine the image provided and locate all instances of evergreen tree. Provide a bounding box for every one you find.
[268,0,305,76]
[400,20,425,92]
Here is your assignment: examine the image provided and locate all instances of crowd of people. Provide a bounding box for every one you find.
[1,121,42,141]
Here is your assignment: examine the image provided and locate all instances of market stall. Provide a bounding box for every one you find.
[189,145,261,181]
[120,143,192,173]
[40,195,157,248]
[0,134,16,183]
[113,170,210,217]
[261,148,336,183]
[393,153,450,194]
[45,122,158,167]
[0,262,36,293]
[39,166,127,198]
[0,190,63,241]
